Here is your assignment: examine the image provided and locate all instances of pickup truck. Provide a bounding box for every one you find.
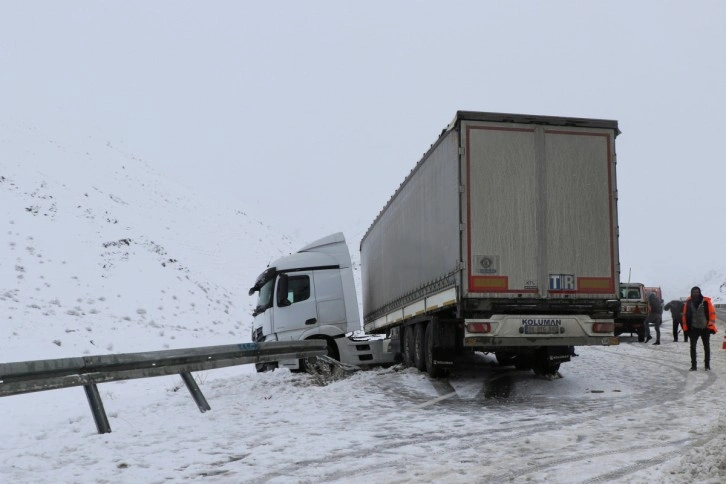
[614,283,648,341]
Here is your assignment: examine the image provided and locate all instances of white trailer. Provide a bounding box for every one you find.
[361,111,621,376]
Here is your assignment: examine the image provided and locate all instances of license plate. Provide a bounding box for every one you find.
[524,325,560,335]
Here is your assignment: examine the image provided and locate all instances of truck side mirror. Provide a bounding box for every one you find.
[277,274,291,307]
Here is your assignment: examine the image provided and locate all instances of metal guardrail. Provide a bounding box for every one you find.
[0,340,327,434]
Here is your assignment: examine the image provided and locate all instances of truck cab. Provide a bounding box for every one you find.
[248,233,394,371]
[614,283,648,341]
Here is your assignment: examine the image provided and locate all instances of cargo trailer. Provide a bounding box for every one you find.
[361,111,621,376]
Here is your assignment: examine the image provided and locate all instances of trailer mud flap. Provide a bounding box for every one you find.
[431,319,458,367]
[543,346,572,364]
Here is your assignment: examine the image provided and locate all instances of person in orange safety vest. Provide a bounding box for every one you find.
[681,286,717,371]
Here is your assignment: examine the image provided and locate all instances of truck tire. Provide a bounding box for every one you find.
[402,325,415,368]
[514,357,532,371]
[533,362,560,376]
[424,321,445,378]
[414,323,427,371]
[531,349,560,376]
[324,338,340,361]
[255,362,278,373]
[299,338,338,373]
[495,352,515,366]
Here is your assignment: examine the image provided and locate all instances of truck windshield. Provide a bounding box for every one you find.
[253,279,275,316]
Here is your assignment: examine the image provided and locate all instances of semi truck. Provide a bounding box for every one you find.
[249,111,621,377]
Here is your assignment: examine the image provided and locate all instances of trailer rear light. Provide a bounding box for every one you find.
[466,322,491,333]
[592,322,614,333]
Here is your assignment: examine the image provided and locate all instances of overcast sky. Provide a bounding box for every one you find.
[2,1,725,298]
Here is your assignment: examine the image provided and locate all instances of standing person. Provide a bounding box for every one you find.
[682,286,718,371]
[644,292,663,345]
[664,299,686,342]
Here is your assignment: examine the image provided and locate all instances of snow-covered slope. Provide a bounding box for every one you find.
[691,269,726,305]
[1,122,725,484]
[1,122,298,363]
[3,120,723,365]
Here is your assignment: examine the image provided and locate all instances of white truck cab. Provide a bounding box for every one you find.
[249,233,394,370]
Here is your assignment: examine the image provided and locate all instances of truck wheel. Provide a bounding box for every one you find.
[531,349,560,376]
[299,338,338,373]
[533,362,560,377]
[424,322,445,378]
[495,352,515,366]
[402,326,415,367]
[514,357,532,371]
[255,362,278,373]
[414,323,427,371]
[324,339,340,361]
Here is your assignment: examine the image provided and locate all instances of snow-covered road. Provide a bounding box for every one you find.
[1,322,724,483]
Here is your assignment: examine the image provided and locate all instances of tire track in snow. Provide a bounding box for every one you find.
[234,343,723,483]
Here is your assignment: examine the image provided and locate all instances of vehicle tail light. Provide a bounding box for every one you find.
[466,322,491,333]
[592,322,614,333]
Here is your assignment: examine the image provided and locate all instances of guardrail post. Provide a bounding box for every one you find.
[83,384,111,434]
[180,372,211,413]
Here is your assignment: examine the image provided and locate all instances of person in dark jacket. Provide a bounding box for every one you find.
[643,292,663,345]
[664,299,686,342]
[681,286,718,371]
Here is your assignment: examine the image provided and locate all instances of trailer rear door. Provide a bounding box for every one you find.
[461,120,618,299]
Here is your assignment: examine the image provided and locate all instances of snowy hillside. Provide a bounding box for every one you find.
[2,120,724,366]
[0,122,300,363]
[632,266,726,307]
[691,269,726,305]
[2,124,726,484]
